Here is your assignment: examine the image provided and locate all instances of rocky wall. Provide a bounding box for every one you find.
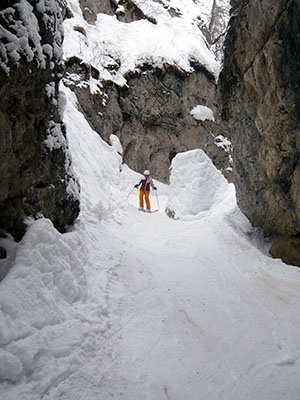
[0,0,80,249]
[65,59,232,183]
[219,0,300,266]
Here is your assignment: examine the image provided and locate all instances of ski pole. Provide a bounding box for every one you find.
[155,190,160,211]
[126,186,136,198]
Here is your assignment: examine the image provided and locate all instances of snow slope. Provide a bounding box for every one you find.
[0,86,300,400]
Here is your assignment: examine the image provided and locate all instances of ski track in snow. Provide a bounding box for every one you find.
[0,86,300,400]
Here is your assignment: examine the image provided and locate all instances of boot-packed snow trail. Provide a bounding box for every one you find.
[1,87,300,400]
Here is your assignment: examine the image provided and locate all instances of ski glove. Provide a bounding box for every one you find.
[134,184,139,188]
[153,187,157,190]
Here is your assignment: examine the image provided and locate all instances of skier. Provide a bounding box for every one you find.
[135,170,157,212]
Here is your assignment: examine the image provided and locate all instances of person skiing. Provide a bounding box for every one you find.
[135,170,157,212]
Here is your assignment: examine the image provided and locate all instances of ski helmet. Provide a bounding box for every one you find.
[144,170,150,176]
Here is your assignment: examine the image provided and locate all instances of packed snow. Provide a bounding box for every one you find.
[0,85,300,400]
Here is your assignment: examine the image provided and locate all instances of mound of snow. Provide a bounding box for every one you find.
[166,149,232,219]
[190,105,215,121]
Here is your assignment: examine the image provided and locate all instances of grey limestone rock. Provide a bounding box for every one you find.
[219,0,300,266]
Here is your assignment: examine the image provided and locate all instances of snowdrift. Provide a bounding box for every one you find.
[166,149,233,219]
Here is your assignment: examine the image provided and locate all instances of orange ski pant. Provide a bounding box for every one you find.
[139,190,150,210]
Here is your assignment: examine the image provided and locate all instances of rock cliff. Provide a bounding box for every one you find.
[0,0,80,250]
[63,0,232,182]
[219,0,300,266]
[64,59,232,182]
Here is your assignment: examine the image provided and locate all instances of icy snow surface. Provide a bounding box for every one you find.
[0,86,300,400]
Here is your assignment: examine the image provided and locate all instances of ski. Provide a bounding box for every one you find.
[137,208,158,213]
